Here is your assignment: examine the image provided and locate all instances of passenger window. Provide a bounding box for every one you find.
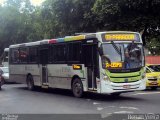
[10,48,19,64]
[53,44,66,63]
[19,47,28,63]
[67,42,81,63]
[29,47,38,63]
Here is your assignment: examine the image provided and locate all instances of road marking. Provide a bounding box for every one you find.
[132,91,160,95]
[101,113,112,118]
[119,106,139,110]
[97,107,104,111]
[93,102,101,105]
[114,111,134,114]
[107,106,116,108]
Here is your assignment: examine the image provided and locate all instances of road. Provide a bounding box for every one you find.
[0,84,160,116]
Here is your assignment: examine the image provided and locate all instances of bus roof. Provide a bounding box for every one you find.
[10,39,49,48]
[9,31,141,48]
[4,48,9,51]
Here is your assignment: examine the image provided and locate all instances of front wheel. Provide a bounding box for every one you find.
[72,78,83,98]
[27,75,35,91]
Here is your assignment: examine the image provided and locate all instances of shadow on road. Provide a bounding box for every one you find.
[15,85,147,102]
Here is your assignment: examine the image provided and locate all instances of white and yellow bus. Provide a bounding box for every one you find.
[9,31,146,97]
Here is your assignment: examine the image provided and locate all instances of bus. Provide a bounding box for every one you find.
[9,31,146,97]
[1,48,9,67]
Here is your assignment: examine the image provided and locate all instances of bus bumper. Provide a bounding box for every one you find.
[100,77,147,94]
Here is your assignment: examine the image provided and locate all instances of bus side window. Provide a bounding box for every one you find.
[54,44,66,63]
[67,42,81,63]
[10,48,19,64]
[49,45,55,63]
[29,47,38,63]
[19,47,28,63]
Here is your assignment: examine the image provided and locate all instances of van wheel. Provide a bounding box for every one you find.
[72,78,83,98]
[27,75,34,90]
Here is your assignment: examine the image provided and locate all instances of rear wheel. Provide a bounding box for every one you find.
[72,78,83,98]
[27,75,35,90]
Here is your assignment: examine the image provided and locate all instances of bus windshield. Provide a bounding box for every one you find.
[102,43,144,70]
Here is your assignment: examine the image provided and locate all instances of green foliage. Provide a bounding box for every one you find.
[41,0,96,37]
[0,0,160,56]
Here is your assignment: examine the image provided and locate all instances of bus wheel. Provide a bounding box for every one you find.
[27,75,34,91]
[72,78,83,98]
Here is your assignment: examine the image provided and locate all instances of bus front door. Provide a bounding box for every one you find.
[39,48,48,87]
[83,43,98,90]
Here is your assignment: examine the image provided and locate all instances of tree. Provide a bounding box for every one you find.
[0,0,40,55]
[0,0,160,56]
[41,0,96,37]
[92,0,160,52]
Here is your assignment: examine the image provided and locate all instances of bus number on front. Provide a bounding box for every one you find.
[106,62,122,68]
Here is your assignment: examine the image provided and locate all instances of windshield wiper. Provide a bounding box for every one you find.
[111,41,121,55]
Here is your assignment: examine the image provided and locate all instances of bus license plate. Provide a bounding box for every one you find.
[123,85,130,89]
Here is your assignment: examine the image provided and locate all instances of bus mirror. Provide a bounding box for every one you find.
[98,47,103,56]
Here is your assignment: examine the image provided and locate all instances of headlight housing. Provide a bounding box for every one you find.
[102,72,110,81]
[103,75,109,80]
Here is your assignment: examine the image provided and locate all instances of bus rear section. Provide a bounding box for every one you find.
[1,48,9,67]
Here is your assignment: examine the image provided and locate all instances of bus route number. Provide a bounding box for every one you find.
[106,62,122,68]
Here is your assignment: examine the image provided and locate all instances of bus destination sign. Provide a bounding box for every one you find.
[102,33,140,42]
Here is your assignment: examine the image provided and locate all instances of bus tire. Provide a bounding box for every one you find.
[27,75,34,91]
[72,78,83,98]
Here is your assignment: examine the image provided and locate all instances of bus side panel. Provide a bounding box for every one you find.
[9,64,41,86]
[47,64,71,89]
[25,64,41,86]
[47,64,87,90]
[9,65,26,84]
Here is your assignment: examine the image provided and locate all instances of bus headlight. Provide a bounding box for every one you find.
[103,75,111,81]
[102,71,110,81]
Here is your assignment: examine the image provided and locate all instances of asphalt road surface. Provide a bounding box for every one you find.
[0,84,160,117]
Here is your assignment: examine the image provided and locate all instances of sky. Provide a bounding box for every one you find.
[0,0,46,6]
